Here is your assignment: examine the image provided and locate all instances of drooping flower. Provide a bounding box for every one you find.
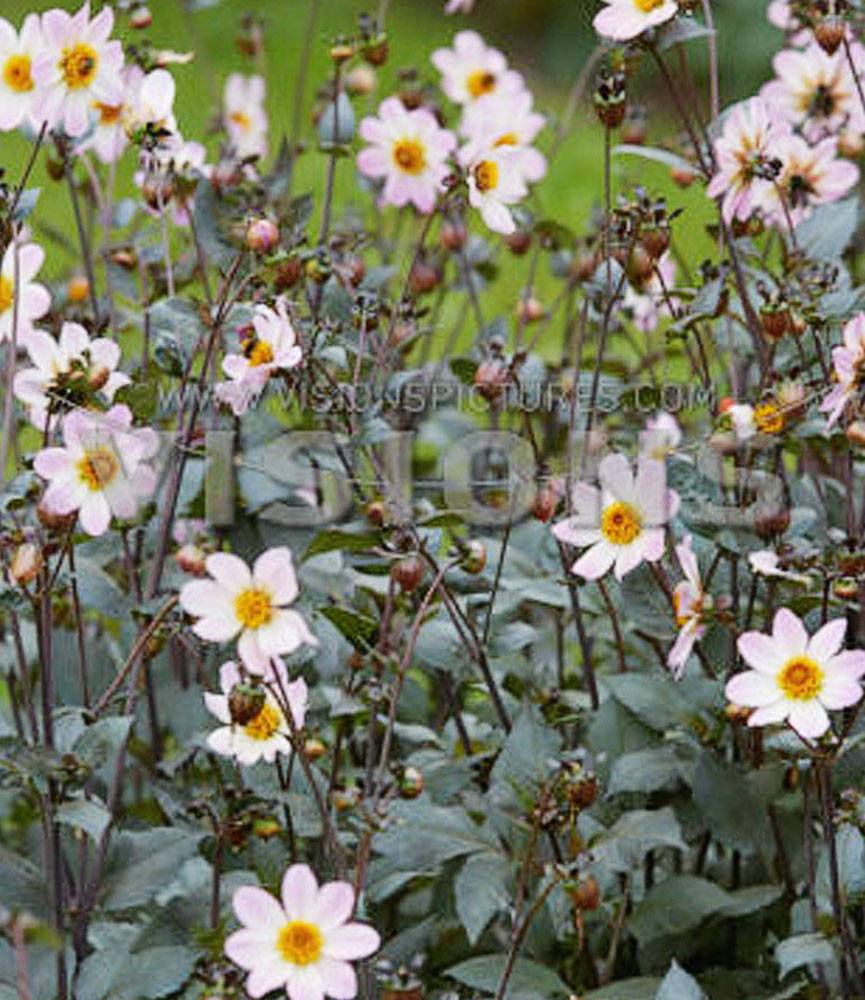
[761,43,865,141]
[0,239,50,343]
[33,404,159,536]
[758,133,859,227]
[820,312,865,427]
[32,2,124,138]
[706,98,786,225]
[592,0,679,42]
[224,73,268,160]
[552,453,680,581]
[14,321,129,429]
[668,536,711,678]
[727,608,865,739]
[357,96,456,214]
[465,146,528,235]
[204,659,307,766]
[225,864,380,1000]
[431,30,525,107]
[179,547,318,674]
[0,14,44,132]
[458,91,547,186]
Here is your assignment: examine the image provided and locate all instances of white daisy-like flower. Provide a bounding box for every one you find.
[14,320,129,430]
[727,608,865,739]
[821,312,865,427]
[431,30,525,107]
[179,547,318,675]
[668,535,711,678]
[357,96,456,214]
[204,659,307,766]
[225,864,380,1000]
[641,411,682,461]
[224,73,268,160]
[32,1,124,139]
[0,14,44,132]
[465,146,528,235]
[0,239,50,344]
[458,91,547,186]
[592,0,679,42]
[33,404,159,537]
[552,452,680,581]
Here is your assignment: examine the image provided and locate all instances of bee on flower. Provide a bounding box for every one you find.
[224,73,268,160]
[32,2,124,139]
[225,864,380,1000]
[821,311,865,427]
[13,321,129,430]
[592,0,679,42]
[726,608,865,739]
[179,547,318,675]
[0,239,50,344]
[204,659,307,766]
[431,30,525,107]
[33,405,159,537]
[0,14,45,132]
[552,452,680,581]
[357,96,456,214]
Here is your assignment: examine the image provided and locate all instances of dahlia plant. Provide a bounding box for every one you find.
[3,2,865,999]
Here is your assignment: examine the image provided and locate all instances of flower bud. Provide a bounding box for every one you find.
[37,501,77,533]
[670,165,697,188]
[571,876,601,912]
[391,554,425,593]
[345,65,377,96]
[640,225,670,260]
[516,296,546,324]
[109,248,137,270]
[725,702,752,724]
[68,275,90,303]
[304,738,327,760]
[834,577,860,600]
[504,230,532,255]
[532,485,559,523]
[847,421,865,447]
[10,543,43,586]
[400,766,425,799]
[228,682,266,725]
[594,68,627,129]
[329,41,356,64]
[252,817,281,840]
[473,358,509,401]
[815,15,846,54]
[760,305,792,341]
[274,256,302,291]
[246,217,280,254]
[362,35,389,66]
[408,260,441,295]
[129,5,152,29]
[462,540,487,575]
[176,543,207,576]
[440,220,468,252]
[571,773,599,809]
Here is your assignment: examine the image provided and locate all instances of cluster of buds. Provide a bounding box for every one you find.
[357,12,389,66]
[757,283,797,342]
[610,188,678,285]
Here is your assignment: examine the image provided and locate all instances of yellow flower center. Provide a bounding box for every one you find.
[778,656,824,701]
[635,0,666,11]
[243,702,282,741]
[392,138,426,175]
[95,101,122,125]
[601,501,642,546]
[494,132,519,147]
[473,159,499,193]
[247,340,275,367]
[754,402,784,434]
[3,54,34,93]
[77,446,120,491]
[230,110,251,131]
[234,587,274,629]
[0,275,13,313]
[277,921,324,966]
[60,43,98,90]
[467,69,496,99]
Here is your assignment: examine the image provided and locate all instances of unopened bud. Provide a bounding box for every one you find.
[176,543,207,576]
[462,540,487,575]
[815,15,846,55]
[516,296,546,324]
[68,275,90,303]
[345,65,377,96]
[400,766,425,799]
[391,554,425,593]
[304,738,327,761]
[129,5,152,29]
[571,876,600,912]
[246,217,280,254]
[11,543,43,585]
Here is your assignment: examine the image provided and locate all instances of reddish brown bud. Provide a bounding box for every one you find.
[473,359,509,401]
[129,5,152,29]
[815,15,846,54]
[246,217,280,253]
[462,540,487,575]
[391,554,425,593]
[408,260,441,295]
[572,876,601,912]
[10,543,43,586]
[440,220,468,252]
[400,766,425,799]
[176,543,207,576]
[504,230,532,255]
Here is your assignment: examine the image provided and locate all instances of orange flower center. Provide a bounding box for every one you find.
[473,159,499,193]
[234,587,274,629]
[277,921,323,966]
[95,101,122,125]
[243,702,282,741]
[247,339,275,367]
[467,69,496,99]
[494,131,519,147]
[601,501,642,545]
[778,656,823,701]
[635,0,665,10]
[230,110,251,131]
[754,402,784,434]
[77,446,120,491]
[3,54,34,93]
[0,275,13,313]
[392,138,426,175]
[60,43,98,90]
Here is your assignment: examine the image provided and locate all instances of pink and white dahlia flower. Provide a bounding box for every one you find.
[465,146,528,235]
[459,91,547,186]
[179,547,318,674]
[0,239,50,344]
[0,14,44,132]
[552,453,680,581]
[224,73,268,160]
[357,97,456,214]
[225,864,380,1000]
[727,608,865,739]
[821,312,865,427]
[668,536,711,677]
[592,0,678,42]
[431,30,525,107]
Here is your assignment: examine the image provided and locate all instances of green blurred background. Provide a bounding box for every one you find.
[1,0,779,295]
